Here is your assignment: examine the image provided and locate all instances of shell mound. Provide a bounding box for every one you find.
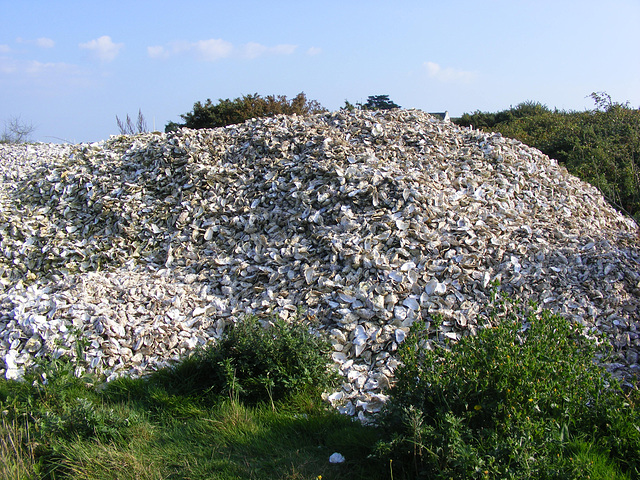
[1,109,639,415]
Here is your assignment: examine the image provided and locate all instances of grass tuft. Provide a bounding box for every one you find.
[0,416,37,480]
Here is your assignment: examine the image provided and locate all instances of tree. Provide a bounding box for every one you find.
[361,95,401,110]
[1,115,36,143]
[342,100,356,112]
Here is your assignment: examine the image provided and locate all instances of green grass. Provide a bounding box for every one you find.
[1,416,38,480]
[0,358,381,480]
[2,298,639,479]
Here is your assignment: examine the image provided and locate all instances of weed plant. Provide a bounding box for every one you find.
[377,292,640,479]
[1,416,37,479]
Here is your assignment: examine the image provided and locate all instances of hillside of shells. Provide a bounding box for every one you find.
[1,108,640,418]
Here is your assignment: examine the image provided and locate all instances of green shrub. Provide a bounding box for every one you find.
[167,92,326,131]
[377,293,640,479]
[455,101,552,130]
[146,315,339,405]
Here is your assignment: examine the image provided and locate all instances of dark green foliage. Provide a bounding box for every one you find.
[198,316,339,404]
[362,95,401,110]
[455,101,552,129]
[377,294,640,479]
[125,316,339,406]
[342,95,401,111]
[343,99,357,111]
[167,92,325,131]
[454,94,640,221]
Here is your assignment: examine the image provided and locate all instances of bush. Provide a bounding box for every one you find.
[167,92,326,131]
[148,315,339,405]
[377,293,640,479]
[455,101,552,130]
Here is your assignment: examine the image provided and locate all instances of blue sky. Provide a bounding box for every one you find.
[2,0,639,143]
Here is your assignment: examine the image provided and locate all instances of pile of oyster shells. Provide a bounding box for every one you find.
[1,109,639,419]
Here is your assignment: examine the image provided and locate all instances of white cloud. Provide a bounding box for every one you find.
[23,59,83,78]
[14,37,54,48]
[24,60,67,75]
[424,61,477,83]
[306,47,322,56]
[0,56,88,89]
[241,42,267,59]
[269,44,297,55]
[35,37,55,48]
[147,45,168,59]
[194,39,234,61]
[79,36,124,62]
[148,39,297,61]
[148,39,232,61]
[0,42,98,94]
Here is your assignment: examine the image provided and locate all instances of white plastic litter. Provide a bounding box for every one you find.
[329,452,345,464]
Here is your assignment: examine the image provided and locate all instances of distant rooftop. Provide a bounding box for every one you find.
[429,111,450,122]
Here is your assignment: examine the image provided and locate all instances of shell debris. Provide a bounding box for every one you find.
[1,109,639,416]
